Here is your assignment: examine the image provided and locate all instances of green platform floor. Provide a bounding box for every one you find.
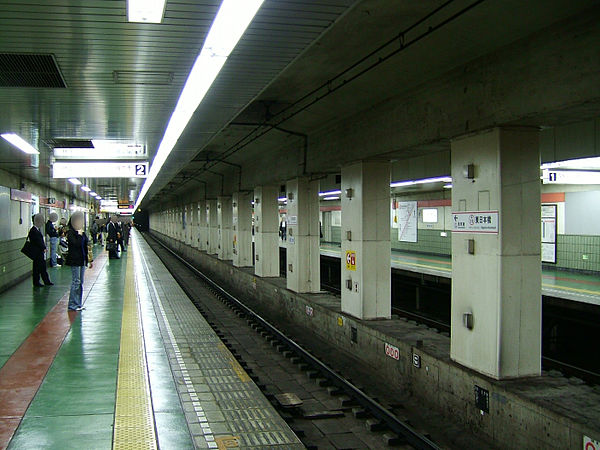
[315,241,600,305]
[1,242,193,449]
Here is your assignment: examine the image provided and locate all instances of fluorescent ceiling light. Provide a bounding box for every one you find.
[89,191,98,196]
[128,0,166,23]
[443,184,453,189]
[68,178,82,185]
[319,190,342,197]
[1,133,40,155]
[278,197,287,202]
[134,0,265,210]
[541,156,600,171]
[390,176,452,188]
[322,196,340,201]
[96,196,102,200]
[53,162,148,178]
[81,186,91,192]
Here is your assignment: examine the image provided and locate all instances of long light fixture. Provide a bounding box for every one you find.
[68,178,82,185]
[322,196,340,201]
[90,191,98,197]
[127,0,166,23]
[541,156,600,171]
[81,186,91,192]
[319,189,342,197]
[390,176,452,188]
[1,133,40,155]
[134,0,265,210]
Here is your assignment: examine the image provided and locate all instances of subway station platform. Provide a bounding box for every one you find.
[314,242,600,305]
[0,233,302,449]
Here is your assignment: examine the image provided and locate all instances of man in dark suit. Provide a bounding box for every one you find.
[106,215,120,259]
[30,213,53,287]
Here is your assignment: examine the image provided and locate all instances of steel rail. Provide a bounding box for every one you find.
[146,233,441,450]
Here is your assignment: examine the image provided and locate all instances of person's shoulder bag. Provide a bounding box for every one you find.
[21,237,36,260]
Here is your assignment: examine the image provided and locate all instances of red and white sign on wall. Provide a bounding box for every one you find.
[584,436,600,450]
[385,342,399,360]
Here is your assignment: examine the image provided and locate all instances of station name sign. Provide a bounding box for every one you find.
[452,211,499,234]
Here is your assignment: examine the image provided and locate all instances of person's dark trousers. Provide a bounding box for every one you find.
[32,256,51,285]
[92,233,97,244]
[118,238,125,252]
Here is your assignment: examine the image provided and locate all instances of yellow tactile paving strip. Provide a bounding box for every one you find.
[112,255,157,450]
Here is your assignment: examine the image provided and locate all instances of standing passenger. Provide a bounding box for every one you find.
[106,215,120,259]
[65,211,92,311]
[45,212,60,267]
[29,213,53,287]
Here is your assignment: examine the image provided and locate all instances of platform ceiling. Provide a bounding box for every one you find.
[0,0,597,208]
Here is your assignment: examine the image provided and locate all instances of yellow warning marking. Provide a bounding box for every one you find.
[541,283,599,296]
[218,343,251,382]
[394,260,452,272]
[216,436,240,448]
[113,255,157,450]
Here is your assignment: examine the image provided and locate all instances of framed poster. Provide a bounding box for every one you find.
[541,204,557,264]
[398,201,417,243]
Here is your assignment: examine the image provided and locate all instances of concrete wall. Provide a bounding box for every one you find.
[0,167,88,291]
[150,229,599,449]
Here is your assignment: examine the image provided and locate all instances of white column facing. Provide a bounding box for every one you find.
[450,127,541,379]
[185,204,192,245]
[285,178,320,293]
[206,200,219,255]
[341,161,391,319]
[191,202,199,248]
[217,196,233,260]
[254,186,280,277]
[232,192,253,267]
[198,200,207,251]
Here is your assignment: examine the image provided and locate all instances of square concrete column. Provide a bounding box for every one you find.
[185,204,192,245]
[232,192,253,267]
[198,200,207,251]
[217,196,232,260]
[177,206,183,241]
[285,178,320,293]
[451,127,541,379]
[254,186,280,277]
[206,200,218,255]
[341,161,391,319]
[191,202,199,248]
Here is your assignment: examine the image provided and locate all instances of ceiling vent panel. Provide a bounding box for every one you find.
[113,70,174,85]
[0,53,67,88]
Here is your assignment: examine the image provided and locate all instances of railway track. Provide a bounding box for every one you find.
[145,233,444,449]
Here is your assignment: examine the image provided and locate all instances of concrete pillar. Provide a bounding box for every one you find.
[341,161,391,319]
[285,178,320,293]
[217,196,232,260]
[191,202,199,248]
[206,200,218,254]
[450,127,541,379]
[254,186,279,277]
[198,200,207,251]
[185,204,192,245]
[232,192,252,267]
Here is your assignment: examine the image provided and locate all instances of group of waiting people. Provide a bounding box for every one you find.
[28,213,131,311]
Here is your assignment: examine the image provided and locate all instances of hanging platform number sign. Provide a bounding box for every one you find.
[345,250,356,271]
